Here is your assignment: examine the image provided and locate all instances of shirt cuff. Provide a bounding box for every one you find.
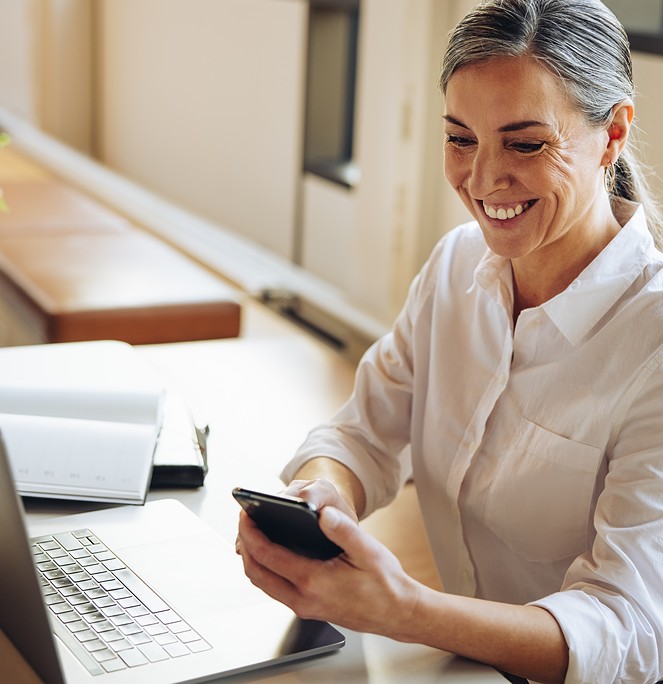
[279,431,397,518]
[530,589,658,684]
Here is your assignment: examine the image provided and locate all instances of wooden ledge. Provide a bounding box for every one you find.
[0,230,241,344]
[0,179,131,236]
[0,164,241,346]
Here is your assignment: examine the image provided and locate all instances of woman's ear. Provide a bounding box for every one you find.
[602,99,634,166]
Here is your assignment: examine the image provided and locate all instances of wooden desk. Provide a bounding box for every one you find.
[0,629,43,684]
[19,334,505,683]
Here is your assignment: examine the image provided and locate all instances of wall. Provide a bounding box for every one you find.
[96,0,308,262]
[0,0,42,124]
[0,0,92,152]
[632,53,663,203]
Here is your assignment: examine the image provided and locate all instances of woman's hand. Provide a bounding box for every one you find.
[236,485,569,683]
[281,477,359,522]
[236,502,421,638]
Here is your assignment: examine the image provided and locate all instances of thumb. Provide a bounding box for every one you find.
[319,506,377,561]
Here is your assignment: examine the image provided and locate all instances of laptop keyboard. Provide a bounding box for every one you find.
[31,528,211,675]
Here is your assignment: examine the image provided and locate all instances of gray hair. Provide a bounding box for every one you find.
[439,0,663,247]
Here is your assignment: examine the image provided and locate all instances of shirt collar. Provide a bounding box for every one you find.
[543,202,657,345]
[470,202,660,345]
[470,247,513,311]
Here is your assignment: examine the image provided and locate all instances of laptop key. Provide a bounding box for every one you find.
[157,609,181,624]
[119,623,144,636]
[37,540,60,551]
[37,560,58,571]
[118,647,149,667]
[101,658,127,673]
[71,548,91,559]
[72,529,94,538]
[187,639,212,653]
[50,603,74,615]
[84,639,107,653]
[92,648,119,663]
[60,611,81,624]
[113,568,169,613]
[54,531,84,551]
[67,620,89,633]
[49,617,105,676]
[110,638,133,652]
[45,593,65,605]
[163,641,190,657]
[138,641,169,663]
[75,629,97,643]
[129,632,153,645]
[145,623,168,636]
[127,605,150,618]
[154,632,178,645]
[135,613,159,626]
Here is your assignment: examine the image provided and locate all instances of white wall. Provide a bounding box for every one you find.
[96,0,308,262]
[0,0,42,124]
[632,53,663,203]
[40,0,92,153]
[0,0,92,152]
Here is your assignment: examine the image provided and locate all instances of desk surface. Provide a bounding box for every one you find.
[17,327,506,683]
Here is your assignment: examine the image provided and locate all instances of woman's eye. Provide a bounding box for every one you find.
[446,135,476,148]
[510,141,545,154]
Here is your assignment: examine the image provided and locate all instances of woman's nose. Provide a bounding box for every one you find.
[468,148,510,198]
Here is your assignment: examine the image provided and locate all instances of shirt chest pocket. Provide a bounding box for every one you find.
[483,418,603,563]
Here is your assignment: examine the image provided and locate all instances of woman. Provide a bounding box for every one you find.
[237,1,663,682]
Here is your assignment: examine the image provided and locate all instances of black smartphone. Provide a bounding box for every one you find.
[233,487,343,560]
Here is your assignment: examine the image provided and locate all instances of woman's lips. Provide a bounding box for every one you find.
[481,200,536,221]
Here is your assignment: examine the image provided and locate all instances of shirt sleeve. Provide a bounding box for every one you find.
[531,357,663,684]
[280,246,440,517]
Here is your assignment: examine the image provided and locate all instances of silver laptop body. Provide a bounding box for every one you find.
[0,431,344,684]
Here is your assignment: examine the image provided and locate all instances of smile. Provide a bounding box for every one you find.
[482,200,535,221]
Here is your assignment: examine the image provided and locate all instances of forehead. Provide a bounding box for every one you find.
[444,56,578,129]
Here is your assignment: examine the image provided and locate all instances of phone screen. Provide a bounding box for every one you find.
[233,488,343,560]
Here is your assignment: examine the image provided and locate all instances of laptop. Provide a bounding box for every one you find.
[0,431,345,683]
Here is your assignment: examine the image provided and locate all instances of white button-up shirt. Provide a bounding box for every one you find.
[283,202,663,683]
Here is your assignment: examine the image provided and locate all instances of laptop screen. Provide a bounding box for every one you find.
[0,431,66,683]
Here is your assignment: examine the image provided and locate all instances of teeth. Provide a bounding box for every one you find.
[483,201,530,221]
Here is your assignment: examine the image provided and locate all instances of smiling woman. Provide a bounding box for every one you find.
[439,0,663,248]
[442,55,632,315]
[236,2,663,684]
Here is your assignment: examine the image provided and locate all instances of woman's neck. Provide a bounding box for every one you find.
[510,206,622,322]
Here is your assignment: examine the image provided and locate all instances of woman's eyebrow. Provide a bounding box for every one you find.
[443,114,550,133]
[498,120,550,132]
[442,114,469,129]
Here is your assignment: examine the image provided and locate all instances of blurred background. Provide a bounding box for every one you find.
[0,0,661,350]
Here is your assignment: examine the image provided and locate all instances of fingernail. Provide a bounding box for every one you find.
[322,507,342,528]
